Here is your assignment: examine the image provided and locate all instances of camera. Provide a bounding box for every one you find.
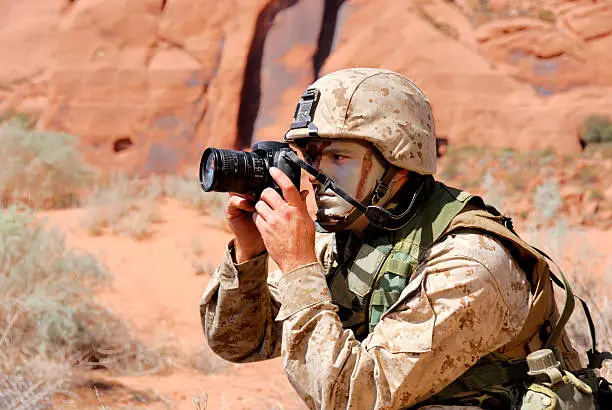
[199,141,301,196]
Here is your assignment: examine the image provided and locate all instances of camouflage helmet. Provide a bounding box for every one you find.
[284,68,436,175]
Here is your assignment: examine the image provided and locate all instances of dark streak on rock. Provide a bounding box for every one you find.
[313,0,345,79]
[237,0,299,149]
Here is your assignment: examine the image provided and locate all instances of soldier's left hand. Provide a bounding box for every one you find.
[253,167,317,273]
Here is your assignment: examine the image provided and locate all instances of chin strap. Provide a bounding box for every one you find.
[284,151,427,231]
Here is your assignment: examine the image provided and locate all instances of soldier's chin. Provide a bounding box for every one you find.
[315,211,349,232]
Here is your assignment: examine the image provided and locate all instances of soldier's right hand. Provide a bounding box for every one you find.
[226,193,266,263]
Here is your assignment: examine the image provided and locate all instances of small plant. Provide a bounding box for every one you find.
[82,174,163,240]
[192,260,217,276]
[83,173,230,239]
[533,180,563,221]
[192,390,208,410]
[580,114,612,147]
[164,175,229,231]
[0,122,95,209]
[537,9,556,23]
[0,110,37,129]
[0,207,172,407]
[481,170,506,209]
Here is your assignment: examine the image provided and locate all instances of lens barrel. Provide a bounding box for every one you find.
[199,148,267,194]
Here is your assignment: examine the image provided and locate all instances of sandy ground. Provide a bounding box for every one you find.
[44,199,306,409]
[42,199,612,409]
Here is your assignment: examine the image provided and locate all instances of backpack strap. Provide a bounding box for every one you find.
[534,247,611,369]
[431,354,528,401]
[530,247,576,350]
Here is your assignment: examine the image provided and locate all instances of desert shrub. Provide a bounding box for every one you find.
[537,9,556,23]
[580,114,612,147]
[83,174,229,238]
[525,182,611,366]
[0,207,169,408]
[164,175,228,218]
[0,111,37,129]
[533,180,563,220]
[82,174,164,239]
[528,222,612,367]
[0,122,94,209]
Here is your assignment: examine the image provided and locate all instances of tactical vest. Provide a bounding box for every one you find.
[326,181,588,405]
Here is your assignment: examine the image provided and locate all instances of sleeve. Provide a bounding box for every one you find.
[276,232,531,410]
[200,232,335,363]
[200,241,283,362]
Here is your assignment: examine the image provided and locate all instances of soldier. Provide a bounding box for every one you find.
[199,68,588,409]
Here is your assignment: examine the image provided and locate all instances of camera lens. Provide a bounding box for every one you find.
[202,153,216,190]
[199,148,267,194]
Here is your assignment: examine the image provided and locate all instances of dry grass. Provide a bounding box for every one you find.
[82,174,229,239]
[440,147,612,372]
[526,221,612,361]
[82,174,165,240]
[480,166,612,371]
[164,175,229,231]
[438,146,612,228]
[0,207,225,409]
[456,0,558,26]
[0,121,94,209]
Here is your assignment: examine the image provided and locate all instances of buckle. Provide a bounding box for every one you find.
[288,88,320,134]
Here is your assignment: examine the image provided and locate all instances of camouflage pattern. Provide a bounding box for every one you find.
[284,68,437,175]
[200,231,531,409]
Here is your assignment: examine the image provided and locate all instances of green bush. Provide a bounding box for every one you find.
[580,114,612,146]
[537,9,556,23]
[0,111,37,129]
[0,207,167,407]
[0,122,95,209]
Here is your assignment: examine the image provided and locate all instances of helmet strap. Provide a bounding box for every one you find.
[284,151,425,231]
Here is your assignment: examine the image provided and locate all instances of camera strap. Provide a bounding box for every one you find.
[283,151,427,230]
[284,151,368,212]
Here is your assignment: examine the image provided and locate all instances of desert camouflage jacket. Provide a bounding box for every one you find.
[200,230,531,410]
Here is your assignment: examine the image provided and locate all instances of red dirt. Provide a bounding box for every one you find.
[43,199,306,409]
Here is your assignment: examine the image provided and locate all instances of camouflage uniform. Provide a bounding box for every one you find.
[201,228,530,409]
[200,69,581,409]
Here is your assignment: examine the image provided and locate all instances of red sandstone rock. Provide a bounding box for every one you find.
[1,0,612,173]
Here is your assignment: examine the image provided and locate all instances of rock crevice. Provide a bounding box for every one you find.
[237,0,299,148]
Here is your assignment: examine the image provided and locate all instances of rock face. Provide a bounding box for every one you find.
[1,0,612,172]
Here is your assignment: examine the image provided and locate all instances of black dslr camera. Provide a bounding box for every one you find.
[199,141,301,197]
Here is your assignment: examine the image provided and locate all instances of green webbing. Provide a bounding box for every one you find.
[368,182,476,330]
[531,247,578,351]
[432,355,528,401]
[370,289,401,306]
[382,258,413,277]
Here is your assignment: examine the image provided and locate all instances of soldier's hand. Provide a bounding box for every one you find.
[253,167,317,273]
[226,193,266,263]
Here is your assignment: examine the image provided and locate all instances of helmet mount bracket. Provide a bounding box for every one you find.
[287,88,320,137]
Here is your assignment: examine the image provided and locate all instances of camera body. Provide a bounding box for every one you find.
[199,141,301,197]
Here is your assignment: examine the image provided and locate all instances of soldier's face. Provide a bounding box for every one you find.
[297,139,386,228]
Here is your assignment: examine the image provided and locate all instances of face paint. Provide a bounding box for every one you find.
[298,139,386,230]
